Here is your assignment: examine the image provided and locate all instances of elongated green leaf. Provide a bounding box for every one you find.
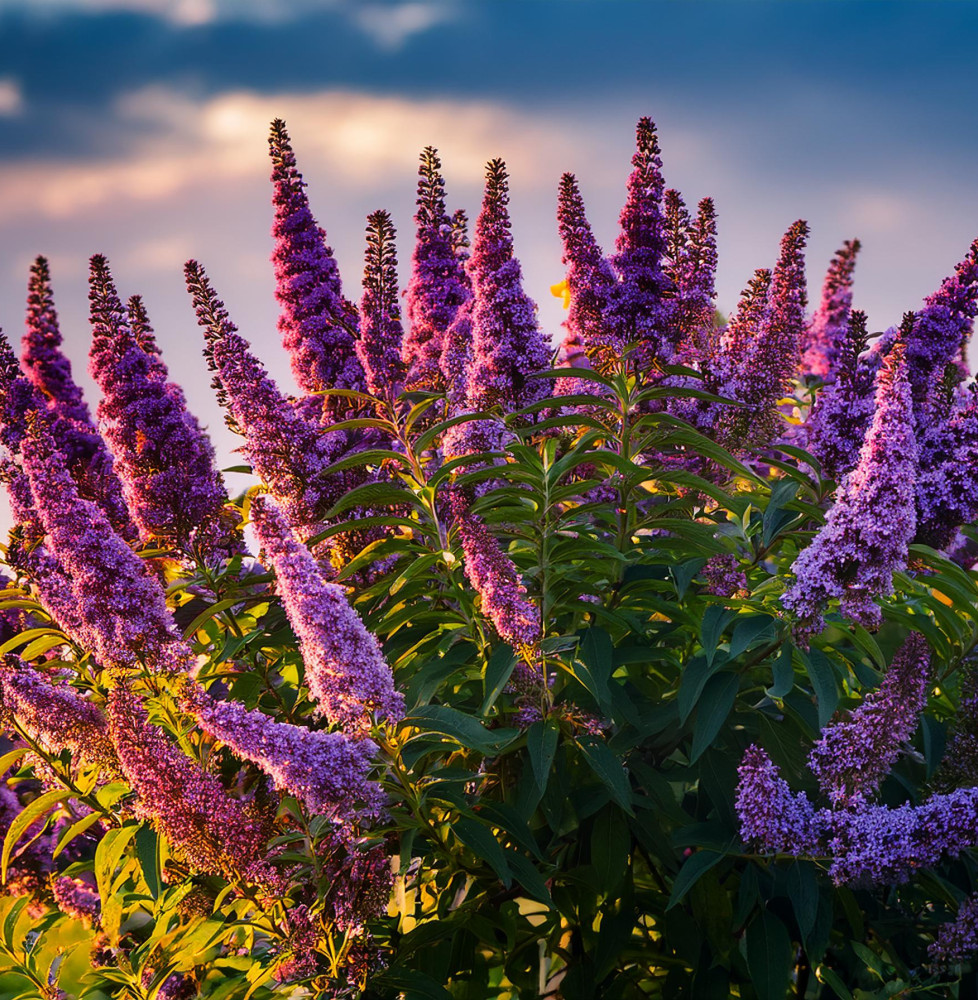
[690,672,738,763]
[577,735,633,814]
[526,719,559,792]
[2,788,68,882]
[678,654,722,725]
[805,648,839,728]
[700,605,735,667]
[374,968,454,1000]
[96,825,139,943]
[506,851,553,907]
[666,850,724,910]
[53,810,103,859]
[745,910,793,1000]
[814,965,853,1000]
[0,628,65,657]
[454,819,512,887]
[481,644,517,715]
[403,705,512,755]
[136,825,163,900]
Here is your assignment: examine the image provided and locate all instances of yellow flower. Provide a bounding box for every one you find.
[550,278,571,309]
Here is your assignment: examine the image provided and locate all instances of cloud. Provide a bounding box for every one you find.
[0,86,584,224]
[350,2,456,50]
[0,78,22,116]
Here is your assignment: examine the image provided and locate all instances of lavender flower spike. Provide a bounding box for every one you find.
[357,210,406,400]
[20,409,192,670]
[556,172,618,370]
[929,892,978,968]
[269,118,365,420]
[108,683,276,884]
[464,159,552,412]
[51,876,101,924]
[808,632,931,806]
[183,682,384,819]
[185,260,342,542]
[19,257,136,541]
[781,340,917,632]
[606,117,675,365]
[800,239,861,381]
[88,255,230,556]
[402,147,471,392]
[249,494,403,732]
[449,491,541,647]
[736,745,824,854]
[0,656,118,771]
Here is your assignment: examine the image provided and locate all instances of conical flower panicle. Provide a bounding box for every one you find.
[464,158,552,412]
[801,239,861,380]
[268,119,365,421]
[808,633,931,806]
[736,746,824,854]
[449,490,540,647]
[606,117,675,364]
[402,148,471,392]
[805,309,876,480]
[905,239,978,403]
[674,196,719,357]
[781,340,917,632]
[249,495,403,733]
[725,220,808,442]
[88,255,230,557]
[357,210,405,400]
[0,656,118,772]
[126,294,166,380]
[108,683,277,885]
[183,682,384,820]
[556,173,618,370]
[19,409,190,670]
[929,893,978,968]
[916,380,978,549]
[185,261,343,542]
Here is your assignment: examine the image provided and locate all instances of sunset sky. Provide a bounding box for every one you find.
[0,0,976,505]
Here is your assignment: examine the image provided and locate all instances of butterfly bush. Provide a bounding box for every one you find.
[4,113,978,998]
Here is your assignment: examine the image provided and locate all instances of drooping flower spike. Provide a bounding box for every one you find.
[249,494,403,733]
[268,118,365,421]
[357,209,406,400]
[782,339,917,632]
[183,682,385,820]
[88,255,231,557]
[19,408,193,671]
[185,260,343,542]
[402,147,471,392]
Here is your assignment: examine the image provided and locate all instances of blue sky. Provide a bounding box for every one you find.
[0,0,976,507]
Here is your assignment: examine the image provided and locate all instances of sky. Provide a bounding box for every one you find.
[1,0,977,518]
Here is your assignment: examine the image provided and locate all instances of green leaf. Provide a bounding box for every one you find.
[727,614,776,660]
[454,819,512,887]
[700,605,735,667]
[0,628,65,657]
[690,672,738,763]
[135,825,163,901]
[786,860,818,940]
[181,598,248,640]
[814,965,854,1000]
[0,748,27,780]
[805,648,839,728]
[403,705,512,755]
[590,806,629,892]
[766,644,795,699]
[481,644,517,715]
[506,852,554,908]
[374,968,454,1000]
[1,788,67,883]
[745,910,793,1000]
[576,735,633,815]
[526,719,559,792]
[667,850,724,910]
[95,825,139,943]
[678,654,722,725]
[53,810,103,859]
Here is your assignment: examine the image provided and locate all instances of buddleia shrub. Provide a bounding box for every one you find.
[0,113,977,1000]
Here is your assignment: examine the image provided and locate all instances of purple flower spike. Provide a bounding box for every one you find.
[801,239,861,381]
[722,221,808,442]
[930,892,978,968]
[735,745,824,854]
[0,656,118,771]
[782,340,917,632]
[126,294,167,381]
[357,210,406,400]
[88,255,231,557]
[464,159,552,412]
[249,495,403,733]
[52,876,101,923]
[808,633,931,806]
[449,491,540,647]
[108,683,276,885]
[607,117,675,365]
[670,196,718,359]
[183,682,384,820]
[185,260,343,542]
[269,118,365,421]
[905,239,978,402]
[402,148,471,392]
[556,172,617,370]
[805,309,876,480]
[20,409,191,670]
